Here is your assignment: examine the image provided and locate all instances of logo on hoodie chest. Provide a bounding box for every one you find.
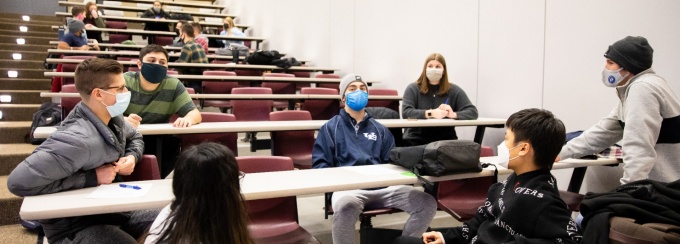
[363,132,377,141]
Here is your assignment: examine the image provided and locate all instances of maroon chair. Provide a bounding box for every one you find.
[262,73,296,110]
[62,56,95,85]
[171,112,238,156]
[236,156,321,244]
[300,87,339,120]
[269,111,315,169]
[316,73,340,90]
[105,21,131,44]
[287,65,311,91]
[153,36,174,46]
[184,87,199,107]
[367,88,399,113]
[120,155,161,181]
[60,84,80,117]
[116,57,136,72]
[231,87,273,122]
[167,70,179,75]
[202,71,238,112]
[436,145,495,221]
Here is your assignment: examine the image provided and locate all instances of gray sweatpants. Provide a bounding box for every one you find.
[331,185,437,244]
[52,208,160,244]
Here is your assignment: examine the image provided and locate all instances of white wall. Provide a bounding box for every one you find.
[223,0,680,191]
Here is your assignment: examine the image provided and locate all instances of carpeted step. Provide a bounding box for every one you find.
[0,44,53,53]
[0,122,31,144]
[0,12,62,23]
[0,60,44,70]
[0,50,48,62]
[0,29,55,39]
[0,16,62,26]
[0,143,36,176]
[0,35,53,46]
[0,69,46,79]
[0,90,50,105]
[0,23,56,33]
[0,176,23,226]
[0,78,52,91]
[0,104,41,121]
[0,224,38,242]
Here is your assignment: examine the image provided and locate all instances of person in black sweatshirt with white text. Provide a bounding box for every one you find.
[394,108,582,244]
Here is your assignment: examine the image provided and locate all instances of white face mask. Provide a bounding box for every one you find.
[426,68,444,82]
[602,68,629,87]
[100,90,131,118]
[497,142,524,169]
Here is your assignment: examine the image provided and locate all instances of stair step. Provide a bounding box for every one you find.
[0,50,48,62]
[0,29,55,38]
[0,122,31,144]
[0,69,47,79]
[0,175,23,226]
[0,78,52,90]
[0,60,44,70]
[0,35,54,46]
[0,90,50,105]
[0,143,36,176]
[0,16,62,26]
[0,104,41,121]
[0,44,53,53]
[0,23,56,32]
[0,13,62,23]
[0,224,38,242]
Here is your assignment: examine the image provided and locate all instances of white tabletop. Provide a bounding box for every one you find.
[51,25,176,36]
[19,157,618,220]
[33,118,506,139]
[56,2,233,18]
[41,92,401,101]
[58,1,226,10]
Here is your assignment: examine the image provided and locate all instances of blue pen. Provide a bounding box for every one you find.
[444,98,449,105]
[119,184,141,190]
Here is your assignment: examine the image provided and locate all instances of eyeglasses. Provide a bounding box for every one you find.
[99,85,127,93]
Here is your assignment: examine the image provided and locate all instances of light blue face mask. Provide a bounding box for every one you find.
[602,68,629,87]
[345,90,369,111]
[100,90,131,117]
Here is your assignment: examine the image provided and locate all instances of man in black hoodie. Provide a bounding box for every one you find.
[395,108,582,244]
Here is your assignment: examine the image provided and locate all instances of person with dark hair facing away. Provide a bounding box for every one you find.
[143,142,254,244]
[190,22,209,53]
[176,24,208,92]
[123,44,201,177]
[394,108,581,244]
[313,74,437,244]
[7,58,159,244]
[402,53,478,146]
[557,36,680,185]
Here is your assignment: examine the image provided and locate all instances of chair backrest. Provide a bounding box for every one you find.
[236,156,299,223]
[202,71,238,94]
[167,70,179,75]
[153,36,174,46]
[120,155,161,181]
[173,112,238,156]
[262,73,296,95]
[108,34,131,44]
[367,88,399,113]
[105,21,128,29]
[316,74,340,90]
[300,87,339,120]
[231,87,273,121]
[269,111,315,169]
[60,84,80,117]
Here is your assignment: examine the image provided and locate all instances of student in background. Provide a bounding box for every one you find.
[123,44,201,177]
[144,142,254,244]
[141,0,172,44]
[57,20,100,51]
[176,24,208,92]
[401,53,478,146]
[82,2,105,43]
[394,108,581,244]
[191,22,209,53]
[64,6,87,39]
[313,74,437,244]
[557,36,680,185]
[220,16,245,47]
[170,20,188,47]
[7,58,159,244]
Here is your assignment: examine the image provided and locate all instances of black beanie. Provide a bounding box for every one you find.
[604,36,654,75]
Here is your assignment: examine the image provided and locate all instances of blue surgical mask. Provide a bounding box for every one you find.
[345,90,368,111]
[100,90,131,117]
[140,62,167,84]
[496,142,524,169]
[602,68,629,87]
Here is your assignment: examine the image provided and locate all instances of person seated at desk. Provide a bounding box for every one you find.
[313,74,437,244]
[176,24,208,92]
[123,44,201,177]
[220,17,245,47]
[143,142,254,244]
[394,108,582,244]
[557,36,680,186]
[141,1,172,44]
[401,53,478,146]
[57,20,100,51]
[63,6,87,39]
[169,20,188,47]
[82,1,105,43]
[7,58,159,244]
[191,22,209,54]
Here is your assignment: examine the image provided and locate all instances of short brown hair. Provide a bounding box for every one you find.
[416,53,451,95]
[139,44,169,61]
[181,24,195,38]
[75,58,123,97]
[190,22,202,33]
[71,6,85,17]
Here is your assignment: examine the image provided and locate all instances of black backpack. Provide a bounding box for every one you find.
[246,50,283,65]
[30,102,62,145]
[390,140,482,177]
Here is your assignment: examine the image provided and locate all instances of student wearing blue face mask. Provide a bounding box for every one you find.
[557,36,680,185]
[8,58,159,244]
[312,74,437,244]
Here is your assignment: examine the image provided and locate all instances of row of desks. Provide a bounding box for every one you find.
[55,12,250,30]
[58,1,233,19]
[52,25,265,42]
[46,61,334,74]
[20,157,620,220]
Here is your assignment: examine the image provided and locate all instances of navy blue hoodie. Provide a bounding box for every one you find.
[312,109,395,168]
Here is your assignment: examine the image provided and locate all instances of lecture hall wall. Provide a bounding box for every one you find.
[223,0,680,192]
